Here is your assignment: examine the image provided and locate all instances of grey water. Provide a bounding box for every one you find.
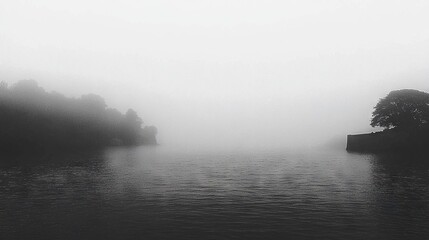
[1,146,428,240]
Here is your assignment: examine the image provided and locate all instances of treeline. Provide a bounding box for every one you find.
[0,80,157,153]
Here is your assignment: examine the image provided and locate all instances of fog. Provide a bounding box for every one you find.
[1,0,429,150]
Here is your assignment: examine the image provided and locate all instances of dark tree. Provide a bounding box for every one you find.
[81,94,107,109]
[0,81,8,91]
[371,89,429,129]
[120,109,144,144]
[11,79,45,96]
[125,109,143,129]
[0,80,157,154]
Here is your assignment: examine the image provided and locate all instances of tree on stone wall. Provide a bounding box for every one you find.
[371,89,429,129]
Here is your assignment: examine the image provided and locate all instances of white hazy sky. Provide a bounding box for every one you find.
[1,0,429,150]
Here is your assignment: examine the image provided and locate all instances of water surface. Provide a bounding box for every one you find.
[1,146,428,239]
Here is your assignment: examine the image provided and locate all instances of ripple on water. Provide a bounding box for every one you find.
[0,147,428,240]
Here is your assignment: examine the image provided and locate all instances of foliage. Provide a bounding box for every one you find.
[0,80,157,153]
[371,89,429,129]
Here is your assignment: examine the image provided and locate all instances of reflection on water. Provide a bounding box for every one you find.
[369,153,429,239]
[0,147,428,239]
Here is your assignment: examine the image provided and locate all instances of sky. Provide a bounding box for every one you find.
[1,0,429,150]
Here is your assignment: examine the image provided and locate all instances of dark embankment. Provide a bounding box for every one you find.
[0,80,157,154]
[347,127,429,153]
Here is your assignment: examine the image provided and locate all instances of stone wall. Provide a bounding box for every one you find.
[346,130,429,152]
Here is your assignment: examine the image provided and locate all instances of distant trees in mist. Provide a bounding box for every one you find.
[371,89,429,130]
[0,80,157,153]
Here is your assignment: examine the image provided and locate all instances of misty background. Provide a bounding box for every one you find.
[1,0,429,150]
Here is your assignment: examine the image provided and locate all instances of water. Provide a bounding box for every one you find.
[1,146,428,240]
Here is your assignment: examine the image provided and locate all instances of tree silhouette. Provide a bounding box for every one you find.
[81,94,107,110]
[0,80,157,154]
[0,81,8,91]
[371,89,429,129]
[125,109,143,129]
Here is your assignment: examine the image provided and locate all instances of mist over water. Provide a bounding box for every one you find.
[2,1,429,149]
[1,146,429,240]
[2,1,429,239]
